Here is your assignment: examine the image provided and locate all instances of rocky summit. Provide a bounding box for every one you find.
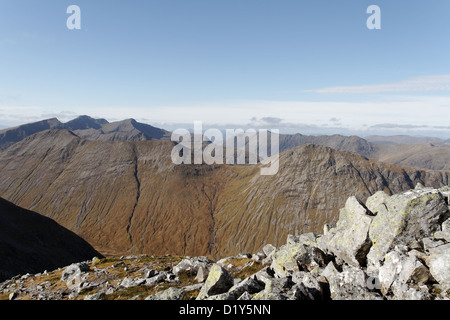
[2,185,449,300]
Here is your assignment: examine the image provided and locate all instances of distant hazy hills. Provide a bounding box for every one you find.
[366,135,450,145]
[0,196,101,282]
[0,115,170,151]
[277,133,450,171]
[2,116,450,171]
[0,129,448,258]
[279,133,376,158]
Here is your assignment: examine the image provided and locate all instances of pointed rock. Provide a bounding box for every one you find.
[325,196,374,267]
[196,264,234,300]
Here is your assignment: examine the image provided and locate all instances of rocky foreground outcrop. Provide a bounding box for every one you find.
[2,185,449,300]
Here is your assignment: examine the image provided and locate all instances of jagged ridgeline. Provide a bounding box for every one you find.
[0,128,448,259]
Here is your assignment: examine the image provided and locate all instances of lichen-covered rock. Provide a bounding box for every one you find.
[253,277,293,300]
[287,233,317,247]
[173,256,209,276]
[327,265,382,300]
[196,264,234,300]
[60,262,89,282]
[296,245,330,272]
[367,189,449,267]
[270,233,324,277]
[262,244,276,257]
[227,276,265,298]
[252,266,275,285]
[426,243,450,288]
[379,249,430,297]
[434,218,450,242]
[290,272,324,300]
[321,261,339,284]
[325,196,374,267]
[365,190,390,214]
[270,244,305,278]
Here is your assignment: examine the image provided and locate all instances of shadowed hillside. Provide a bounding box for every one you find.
[0,197,101,282]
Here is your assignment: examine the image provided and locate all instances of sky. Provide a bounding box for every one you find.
[0,0,449,138]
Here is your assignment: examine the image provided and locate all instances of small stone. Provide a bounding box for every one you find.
[194,266,209,283]
[9,291,18,300]
[146,287,185,300]
[83,292,105,300]
[237,291,253,300]
[262,244,276,257]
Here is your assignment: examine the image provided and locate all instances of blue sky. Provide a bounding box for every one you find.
[1,0,449,137]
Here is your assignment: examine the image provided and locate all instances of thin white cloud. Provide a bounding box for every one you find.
[1,95,450,137]
[304,75,450,94]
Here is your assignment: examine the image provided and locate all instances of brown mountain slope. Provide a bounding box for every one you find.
[0,130,448,259]
[0,197,101,282]
[211,144,449,256]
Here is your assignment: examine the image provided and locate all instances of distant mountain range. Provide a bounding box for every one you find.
[0,128,448,259]
[0,196,101,282]
[276,133,450,171]
[0,115,171,151]
[1,116,450,171]
[366,135,450,145]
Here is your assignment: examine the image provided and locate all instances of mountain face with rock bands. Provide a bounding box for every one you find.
[0,129,448,259]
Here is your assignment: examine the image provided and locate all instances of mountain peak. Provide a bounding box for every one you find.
[64,115,108,131]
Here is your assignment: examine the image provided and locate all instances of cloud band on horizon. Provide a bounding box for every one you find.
[304,75,450,94]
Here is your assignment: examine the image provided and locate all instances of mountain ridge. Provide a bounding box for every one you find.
[0,116,171,151]
[1,117,450,171]
[0,129,448,258]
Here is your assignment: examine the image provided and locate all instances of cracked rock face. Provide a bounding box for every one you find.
[427,243,450,287]
[367,188,449,267]
[325,196,374,268]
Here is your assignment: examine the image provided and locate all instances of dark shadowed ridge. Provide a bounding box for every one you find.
[0,197,102,282]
